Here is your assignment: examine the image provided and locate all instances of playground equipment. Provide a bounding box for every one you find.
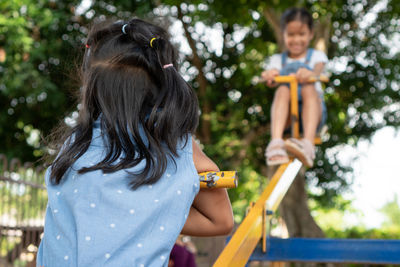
[214,159,302,266]
[213,75,400,266]
[199,171,238,188]
[213,75,326,266]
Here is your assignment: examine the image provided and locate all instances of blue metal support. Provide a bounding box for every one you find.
[249,237,400,264]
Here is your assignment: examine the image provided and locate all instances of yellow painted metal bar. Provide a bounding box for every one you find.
[264,159,302,212]
[261,202,269,253]
[290,81,300,138]
[314,137,322,145]
[274,75,296,83]
[199,171,238,188]
[274,75,329,84]
[311,74,329,83]
[213,161,298,267]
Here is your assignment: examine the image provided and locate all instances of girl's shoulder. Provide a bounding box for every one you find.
[265,53,283,69]
[178,134,194,154]
[311,49,328,61]
[269,53,283,59]
[310,49,328,63]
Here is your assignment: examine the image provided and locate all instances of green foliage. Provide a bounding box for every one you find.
[311,194,400,239]
[380,195,400,230]
[0,168,47,224]
[0,164,46,262]
[0,0,82,161]
[324,226,400,239]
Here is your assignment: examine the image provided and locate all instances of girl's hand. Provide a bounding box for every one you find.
[261,69,279,87]
[296,68,314,84]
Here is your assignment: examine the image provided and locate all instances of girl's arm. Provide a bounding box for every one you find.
[261,69,280,87]
[180,138,234,237]
[312,62,325,76]
[296,62,326,83]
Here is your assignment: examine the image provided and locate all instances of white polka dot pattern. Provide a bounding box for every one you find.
[38,130,199,266]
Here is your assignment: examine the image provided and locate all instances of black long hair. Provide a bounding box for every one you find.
[280,7,314,31]
[49,18,199,189]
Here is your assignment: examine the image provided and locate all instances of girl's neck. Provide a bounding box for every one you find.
[287,49,308,59]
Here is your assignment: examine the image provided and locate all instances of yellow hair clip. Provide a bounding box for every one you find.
[150,37,156,48]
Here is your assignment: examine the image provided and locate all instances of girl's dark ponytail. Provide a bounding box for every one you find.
[49,18,199,189]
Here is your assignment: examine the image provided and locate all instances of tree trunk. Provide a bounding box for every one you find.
[177,6,211,144]
[262,8,284,50]
[314,14,332,54]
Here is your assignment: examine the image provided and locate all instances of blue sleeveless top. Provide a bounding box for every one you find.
[37,121,199,267]
[279,48,314,76]
[279,49,326,102]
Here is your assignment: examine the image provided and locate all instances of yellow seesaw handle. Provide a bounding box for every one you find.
[199,171,238,188]
[274,74,329,83]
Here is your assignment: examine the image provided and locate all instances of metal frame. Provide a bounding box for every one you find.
[249,237,400,264]
[213,159,302,267]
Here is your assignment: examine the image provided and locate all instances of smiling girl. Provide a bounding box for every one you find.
[261,7,328,168]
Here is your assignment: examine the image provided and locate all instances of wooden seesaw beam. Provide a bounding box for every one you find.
[213,159,302,267]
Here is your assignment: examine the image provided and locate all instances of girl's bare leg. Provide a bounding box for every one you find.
[266,85,291,163]
[301,84,322,143]
[271,85,291,140]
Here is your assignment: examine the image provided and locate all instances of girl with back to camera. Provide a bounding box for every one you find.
[261,7,328,168]
[37,18,233,267]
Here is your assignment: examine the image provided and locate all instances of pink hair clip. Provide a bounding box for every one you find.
[163,64,173,69]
